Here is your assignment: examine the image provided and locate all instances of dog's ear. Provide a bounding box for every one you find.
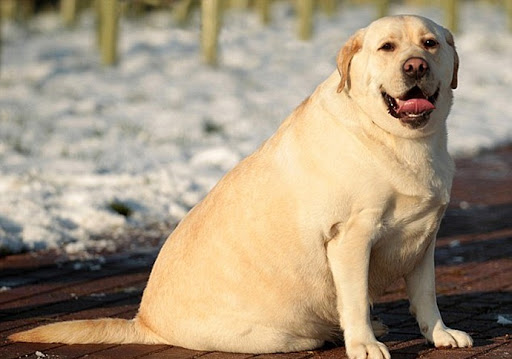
[444,28,459,89]
[337,29,365,93]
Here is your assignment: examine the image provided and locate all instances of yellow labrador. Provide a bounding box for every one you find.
[10,15,472,359]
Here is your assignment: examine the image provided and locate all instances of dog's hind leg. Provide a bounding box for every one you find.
[371,317,389,338]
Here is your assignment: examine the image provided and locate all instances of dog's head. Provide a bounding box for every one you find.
[337,15,459,138]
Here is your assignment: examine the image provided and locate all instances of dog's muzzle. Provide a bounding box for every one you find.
[382,85,440,129]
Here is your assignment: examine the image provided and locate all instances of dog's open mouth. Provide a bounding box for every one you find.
[382,86,439,129]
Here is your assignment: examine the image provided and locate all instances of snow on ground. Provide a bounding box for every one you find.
[0,2,511,254]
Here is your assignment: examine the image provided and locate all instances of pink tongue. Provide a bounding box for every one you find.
[397,98,435,115]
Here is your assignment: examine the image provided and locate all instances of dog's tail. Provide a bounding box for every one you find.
[8,317,167,345]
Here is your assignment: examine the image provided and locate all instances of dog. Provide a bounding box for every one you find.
[10,15,472,359]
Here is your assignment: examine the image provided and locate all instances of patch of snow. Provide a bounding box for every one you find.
[448,240,461,248]
[459,201,470,210]
[0,2,511,254]
[497,314,512,325]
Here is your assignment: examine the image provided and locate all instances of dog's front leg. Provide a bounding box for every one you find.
[326,215,390,359]
[405,238,473,348]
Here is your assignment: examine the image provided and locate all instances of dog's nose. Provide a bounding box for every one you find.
[403,57,429,79]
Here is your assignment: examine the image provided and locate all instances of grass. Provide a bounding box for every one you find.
[107,200,133,217]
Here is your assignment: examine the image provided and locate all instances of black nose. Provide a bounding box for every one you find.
[403,57,429,79]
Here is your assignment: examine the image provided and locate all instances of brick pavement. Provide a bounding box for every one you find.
[0,147,511,359]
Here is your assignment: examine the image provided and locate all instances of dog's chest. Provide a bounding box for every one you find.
[388,188,446,234]
[377,151,452,246]
[368,190,447,297]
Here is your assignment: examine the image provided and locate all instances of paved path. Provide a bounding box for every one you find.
[1,147,511,359]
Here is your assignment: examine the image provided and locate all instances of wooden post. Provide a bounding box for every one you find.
[18,0,34,21]
[376,0,390,18]
[0,1,16,20]
[228,0,250,9]
[255,0,271,24]
[0,8,2,77]
[98,0,119,66]
[201,0,222,65]
[61,0,79,27]
[443,0,459,33]
[173,0,193,25]
[506,0,512,32]
[297,0,314,41]
[320,0,337,17]
[95,0,101,49]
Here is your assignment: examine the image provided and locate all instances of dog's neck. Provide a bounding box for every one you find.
[364,116,450,169]
[316,71,454,187]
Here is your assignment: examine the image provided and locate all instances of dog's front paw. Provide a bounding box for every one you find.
[432,327,473,348]
[346,340,390,359]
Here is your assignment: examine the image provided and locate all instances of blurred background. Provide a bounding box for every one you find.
[0,0,511,256]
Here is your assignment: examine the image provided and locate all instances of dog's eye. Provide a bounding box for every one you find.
[424,39,439,49]
[379,42,395,52]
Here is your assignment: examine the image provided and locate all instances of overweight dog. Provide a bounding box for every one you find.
[10,15,472,359]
